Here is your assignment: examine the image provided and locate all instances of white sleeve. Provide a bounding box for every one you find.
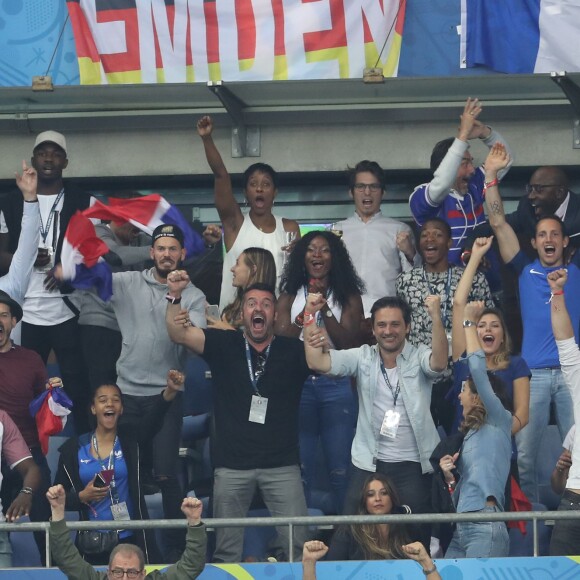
[0,203,40,303]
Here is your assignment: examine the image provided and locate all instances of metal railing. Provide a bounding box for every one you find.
[1,509,577,567]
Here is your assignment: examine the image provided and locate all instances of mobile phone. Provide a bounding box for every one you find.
[206,304,220,320]
[94,469,114,488]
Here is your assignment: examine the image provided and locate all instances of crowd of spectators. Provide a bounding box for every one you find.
[0,96,579,575]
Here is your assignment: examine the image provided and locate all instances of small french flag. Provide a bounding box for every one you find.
[61,212,113,300]
[83,194,205,259]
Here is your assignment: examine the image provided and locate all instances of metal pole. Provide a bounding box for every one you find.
[288,523,294,563]
[532,515,539,557]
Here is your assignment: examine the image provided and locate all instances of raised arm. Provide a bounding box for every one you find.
[0,161,40,302]
[425,98,483,205]
[483,143,519,263]
[451,236,493,361]
[548,269,573,340]
[46,485,101,580]
[196,116,243,250]
[320,293,364,349]
[303,293,332,373]
[425,295,448,372]
[165,497,207,580]
[464,301,510,425]
[302,540,329,580]
[165,270,206,354]
[273,292,302,338]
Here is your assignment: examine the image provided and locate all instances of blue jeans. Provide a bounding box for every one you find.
[515,368,573,502]
[299,375,357,513]
[445,505,509,558]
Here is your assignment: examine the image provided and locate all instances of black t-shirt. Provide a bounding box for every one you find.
[202,329,311,469]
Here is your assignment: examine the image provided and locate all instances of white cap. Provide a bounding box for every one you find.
[34,131,67,155]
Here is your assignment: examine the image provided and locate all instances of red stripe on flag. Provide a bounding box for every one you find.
[205,0,220,64]
[97,8,141,73]
[66,2,100,62]
[237,0,256,61]
[303,0,347,51]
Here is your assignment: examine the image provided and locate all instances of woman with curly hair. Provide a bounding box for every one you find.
[439,300,513,558]
[213,247,276,329]
[275,230,364,513]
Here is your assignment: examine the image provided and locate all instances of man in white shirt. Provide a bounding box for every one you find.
[0,131,93,433]
[340,160,419,319]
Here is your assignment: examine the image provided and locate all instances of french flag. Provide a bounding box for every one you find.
[83,194,205,259]
[461,0,580,73]
[61,212,113,300]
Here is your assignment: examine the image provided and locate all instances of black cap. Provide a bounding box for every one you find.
[152,224,184,248]
[0,291,23,322]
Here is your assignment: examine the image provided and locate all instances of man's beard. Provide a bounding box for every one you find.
[154,259,181,280]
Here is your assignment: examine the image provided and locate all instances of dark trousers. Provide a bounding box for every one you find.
[22,318,91,434]
[549,489,580,556]
[1,448,52,564]
[80,325,122,391]
[342,461,432,550]
[120,393,185,559]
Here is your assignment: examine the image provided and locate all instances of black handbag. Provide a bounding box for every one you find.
[76,530,119,555]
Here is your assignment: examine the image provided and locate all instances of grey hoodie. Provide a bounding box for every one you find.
[111,268,206,396]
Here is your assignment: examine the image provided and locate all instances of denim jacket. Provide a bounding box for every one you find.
[454,351,512,512]
[328,341,442,473]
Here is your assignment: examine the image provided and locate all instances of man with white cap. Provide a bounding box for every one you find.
[0,131,93,433]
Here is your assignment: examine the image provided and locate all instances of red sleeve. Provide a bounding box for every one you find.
[0,410,32,468]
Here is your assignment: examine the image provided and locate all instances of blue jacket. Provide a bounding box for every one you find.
[453,351,512,512]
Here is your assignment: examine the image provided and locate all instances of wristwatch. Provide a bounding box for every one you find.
[463,319,475,328]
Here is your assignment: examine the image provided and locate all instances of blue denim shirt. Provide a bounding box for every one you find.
[328,341,442,473]
[454,351,512,512]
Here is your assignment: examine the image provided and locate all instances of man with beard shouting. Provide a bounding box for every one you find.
[166,276,310,563]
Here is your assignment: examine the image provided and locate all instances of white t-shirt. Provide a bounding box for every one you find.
[373,364,420,463]
[23,193,75,325]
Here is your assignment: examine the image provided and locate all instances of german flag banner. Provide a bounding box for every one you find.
[66,0,406,84]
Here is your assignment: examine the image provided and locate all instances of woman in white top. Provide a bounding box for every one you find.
[196,116,300,311]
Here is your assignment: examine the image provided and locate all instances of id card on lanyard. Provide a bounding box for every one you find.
[379,361,401,439]
[244,337,272,424]
[92,435,130,521]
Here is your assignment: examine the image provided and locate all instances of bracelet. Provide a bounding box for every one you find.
[447,478,456,494]
[303,312,316,326]
[513,415,522,428]
[19,487,33,495]
[166,294,182,305]
[549,290,564,303]
[422,563,437,576]
[483,178,499,194]
[24,199,39,203]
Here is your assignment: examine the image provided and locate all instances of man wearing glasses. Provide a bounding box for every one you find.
[46,484,206,579]
[340,160,420,320]
[470,166,580,254]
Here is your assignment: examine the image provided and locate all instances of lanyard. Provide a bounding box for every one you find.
[380,361,400,407]
[422,265,452,327]
[92,434,121,503]
[39,189,64,247]
[244,336,272,396]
